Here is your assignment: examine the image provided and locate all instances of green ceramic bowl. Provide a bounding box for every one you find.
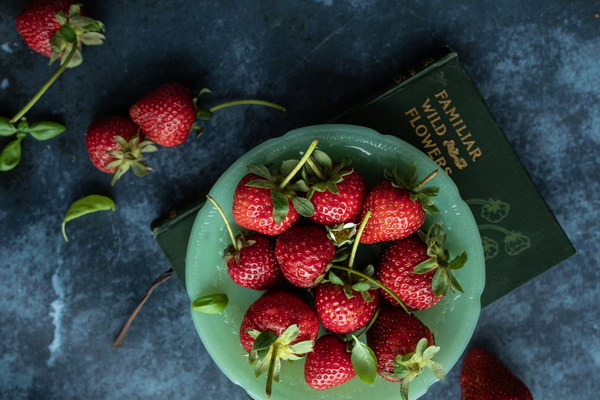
[186,124,485,400]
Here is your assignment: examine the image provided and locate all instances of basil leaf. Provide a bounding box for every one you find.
[351,336,378,384]
[61,194,116,241]
[0,138,23,171]
[28,121,66,141]
[191,293,228,314]
[0,117,17,136]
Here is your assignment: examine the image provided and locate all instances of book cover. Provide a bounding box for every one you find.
[152,51,575,307]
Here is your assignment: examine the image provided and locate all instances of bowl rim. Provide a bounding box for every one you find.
[185,123,485,400]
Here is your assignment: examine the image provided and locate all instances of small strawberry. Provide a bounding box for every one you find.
[367,304,445,400]
[16,0,105,66]
[130,85,286,147]
[129,83,198,147]
[232,141,318,236]
[359,164,439,244]
[303,151,366,226]
[460,347,533,400]
[85,115,157,185]
[275,224,336,288]
[304,335,356,390]
[240,289,319,397]
[206,195,283,290]
[377,223,467,310]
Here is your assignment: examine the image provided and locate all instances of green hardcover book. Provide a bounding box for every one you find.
[152,51,575,306]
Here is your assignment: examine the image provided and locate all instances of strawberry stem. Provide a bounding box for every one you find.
[331,265,410,313]
[348,210,372,269]
[265,343,280,398]
[10,44,78,123]
[206,195,239,251]
[413,169,438,191]
[209,99,286,113]
[305,157,327,180]
[278,138,319,190]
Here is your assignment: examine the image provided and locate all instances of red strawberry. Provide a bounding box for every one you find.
[129,83,198,147]
[304,153,366,226]
[232,142,318,235]
[275,225,336,288]
[207,195,284,290]
[314,281,379,334]
[16,0,105,66]
[225,233,283,290]
[377,224,467,311]
[304,335,356,390]
[85,115,157,184]
[240,289,319,397]
[232,174,300,235]
[367,305,445,400]
[460,347,533,400]
[359,166,439,244]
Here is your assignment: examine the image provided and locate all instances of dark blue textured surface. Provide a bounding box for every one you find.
[1,1,599,399]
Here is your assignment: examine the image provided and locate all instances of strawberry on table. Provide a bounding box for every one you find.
[303,151,366,226]
[275,224,336,288]
[460,347,533,400]
[360,164,439,244]
[304,335,356,390]
[377,223,467,311]
[240,289,319,397]
[367,304,445,400]
[232,140,318,236]
[85,115,157,185]
[206,196,284,290]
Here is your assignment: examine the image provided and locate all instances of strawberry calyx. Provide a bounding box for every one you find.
[413,223,467,296]
[302,150,353,198]
[244,139,320,224]
[393,338,446,400]
[247,324,315,397]
[105,134,157,185]
[326,222,358,247]
[384,163,440,215]
[50,4,106,68]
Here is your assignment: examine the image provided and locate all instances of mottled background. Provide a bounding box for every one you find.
[1,0,599,399]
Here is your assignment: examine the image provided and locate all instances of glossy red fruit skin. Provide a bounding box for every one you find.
[377,235,443,311]
[359,181,425,244]
[314,282,379,334]
[275,225,336,288]
[239,289,319,353]
[16,0,74,57]
[226,234,284,290]
[305,335,356,390]
[232,174,300,236]
[309,169,366,226]
[129,82,197,147]
[460,347,533,400]
[85,115,139,173]
[367,304,434,382]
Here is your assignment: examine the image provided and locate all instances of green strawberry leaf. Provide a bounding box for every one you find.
[245,179,275,189]
[291,196,314,217]
[0,117,17,136]
[278,324,300,345]
[328,270,345,286]
[449,273,465,294]
[271,192,289,224]
[449,251,468,270]
[27,121,66,141]
[58,25,77,43]
[0,138,22,171]
[431,268,447,296]
[252,331,279,360]
[351,282,371,292]
[313,150,332,169]
[413,258,438,274]
[280,159,299,177]
[61,194,116,241]
[246,163,272,179]
[351,336,378,385]
[288,340,314,354]
[191,293,228,314]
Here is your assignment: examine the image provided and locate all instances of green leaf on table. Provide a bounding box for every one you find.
[27,121,66,141]
[191,293,229,314]
[0,138,22,171]
[351,335,378,384]
[61,194,116,241]
[0,117,17,136]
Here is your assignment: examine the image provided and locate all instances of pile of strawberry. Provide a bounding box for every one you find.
[207,138,469,399]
